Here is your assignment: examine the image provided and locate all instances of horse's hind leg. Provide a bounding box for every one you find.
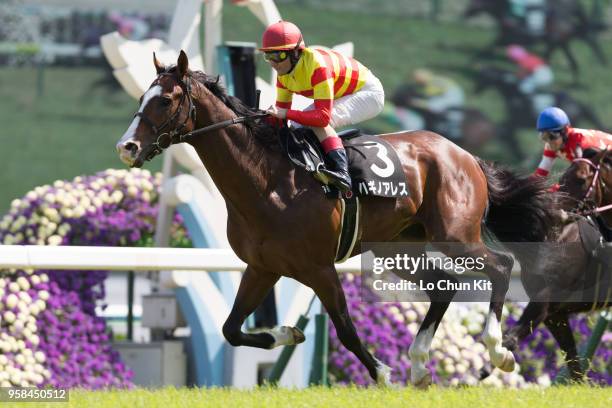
[408,266,458,388]
[478,246,517,372]
[299,265,392,386]
[222,266,303,349]
[544,312,584,382]
[428,230,516,373]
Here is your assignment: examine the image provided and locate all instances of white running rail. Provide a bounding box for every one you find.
[0,245,362,273]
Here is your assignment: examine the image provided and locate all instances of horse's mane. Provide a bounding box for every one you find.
[172,67,281,151]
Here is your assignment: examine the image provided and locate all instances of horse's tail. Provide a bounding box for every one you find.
[476,158,557,243]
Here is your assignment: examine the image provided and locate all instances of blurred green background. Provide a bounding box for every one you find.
[2,0,612,213]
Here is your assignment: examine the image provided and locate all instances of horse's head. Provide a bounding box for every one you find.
[116,50,196,168]
[559,148,612,211]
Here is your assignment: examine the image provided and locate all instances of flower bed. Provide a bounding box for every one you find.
[329,273,611,387]
[0,169,188,388]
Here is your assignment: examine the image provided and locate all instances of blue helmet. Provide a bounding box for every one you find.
[536,107,570,131]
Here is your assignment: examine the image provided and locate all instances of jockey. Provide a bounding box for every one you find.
[534,107,612,177]
[506,45,553,97]
[261,21,385,192]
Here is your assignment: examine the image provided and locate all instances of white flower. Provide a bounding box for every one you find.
[26,191,39,200]
[38,290,49,301]
[47,235,62,246]
[455,363,467,374]
[111,190,124,202]
[29,335,39,346]
[35,299,46,311]
[405,310,418,323]
[10,371,22,385]
[3,234,15,245]
[8,282,20,293]
[127,186,138,197]
[16,277,30,291]
[6,293,18,309]
[28,304,39,316]
[15,354,25,366]
[34,352,45,364]
[10,198,22,209]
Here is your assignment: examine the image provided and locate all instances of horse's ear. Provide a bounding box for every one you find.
[153,52,165,74]
[177,50,189,78]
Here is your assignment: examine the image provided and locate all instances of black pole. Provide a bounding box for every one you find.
[127,271,135,341]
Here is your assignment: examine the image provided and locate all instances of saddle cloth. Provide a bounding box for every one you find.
[278,127,409,198]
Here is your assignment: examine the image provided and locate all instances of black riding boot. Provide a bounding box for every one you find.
[322,148,352,192]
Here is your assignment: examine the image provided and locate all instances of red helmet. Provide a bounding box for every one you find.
[259,21,305,52]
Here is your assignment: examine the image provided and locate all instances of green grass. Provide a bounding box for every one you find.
[2,2,612,212]
[4,385,610,408]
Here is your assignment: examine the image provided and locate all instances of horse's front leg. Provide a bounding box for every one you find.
[544,312,584,382]
[301,265,392,386]
[222,266,304,349]
[503,297,551,351]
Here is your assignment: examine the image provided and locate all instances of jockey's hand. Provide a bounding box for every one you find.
[266,105,287,120]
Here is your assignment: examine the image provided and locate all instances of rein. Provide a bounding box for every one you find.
[134,71,268,166]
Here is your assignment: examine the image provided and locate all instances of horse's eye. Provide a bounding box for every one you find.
[160,98,172,107]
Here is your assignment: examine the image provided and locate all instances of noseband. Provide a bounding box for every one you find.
[133,72,267,167]
[135,72,197,164]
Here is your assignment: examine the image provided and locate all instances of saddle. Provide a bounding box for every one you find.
[278,126,361,197]
[278,126,410,199]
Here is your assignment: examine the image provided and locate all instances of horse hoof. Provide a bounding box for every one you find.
[376,363,393,387]
[413,372,432,390]
[498,351,516,372]
[290,326,306,344]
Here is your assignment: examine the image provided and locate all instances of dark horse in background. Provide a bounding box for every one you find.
[465,0,608,82]
[116,51,558,387]
[484,148,611,382]
[475,66,604,161]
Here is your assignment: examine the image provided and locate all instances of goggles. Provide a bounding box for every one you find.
[263,51,289,63]
[539,130,564,143]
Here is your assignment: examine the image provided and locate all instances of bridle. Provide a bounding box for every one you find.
[133,71,267,167]
[134,72,196,165]
[571,150,612,215]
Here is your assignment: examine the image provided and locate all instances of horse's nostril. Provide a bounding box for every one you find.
[125,142,139,154]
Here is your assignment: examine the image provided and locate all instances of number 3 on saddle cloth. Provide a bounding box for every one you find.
[278,126,410,262]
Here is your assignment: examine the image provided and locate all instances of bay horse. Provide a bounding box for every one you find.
[487,149,612,382]
[115,51,558,387]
